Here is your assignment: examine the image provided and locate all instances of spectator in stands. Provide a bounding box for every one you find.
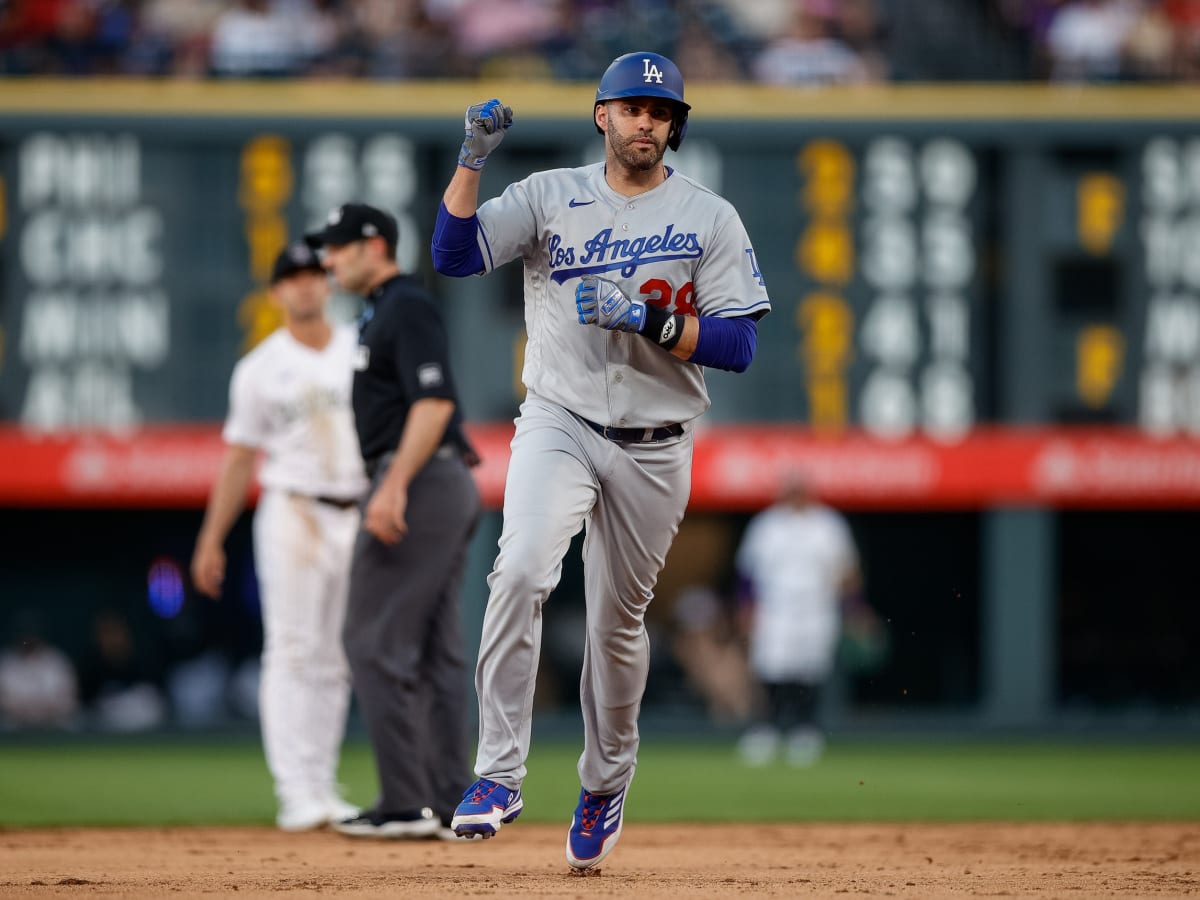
[672,14,745,81]
[1122,0,1175,79]
[669,584,756,725]
[130,0,225,76]
[445,0,562,77]
[0,613,79,731]
[3,0,1199,83]
[208,0,304,78]
[0,0,80,74]
[706,0,794,44]
[79,608,168,732]
[46,0,99,75]
[1164,0,1200,78]
[751,0,877,85]
[1041,0,1140,82]
[288,0,346,75]
[835,0,888,81]
[350,0,469,79]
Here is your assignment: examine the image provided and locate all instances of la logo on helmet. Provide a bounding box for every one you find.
[642,59,664,83]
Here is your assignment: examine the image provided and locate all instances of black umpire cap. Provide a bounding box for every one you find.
[304,203,399,252]
[270,241,326,284]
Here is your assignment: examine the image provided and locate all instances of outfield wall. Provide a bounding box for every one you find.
[1,81,1198,731]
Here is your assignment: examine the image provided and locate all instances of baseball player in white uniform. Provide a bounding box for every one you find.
[734,475,862,767]
[431,51,771,869]
[192,242,366,831]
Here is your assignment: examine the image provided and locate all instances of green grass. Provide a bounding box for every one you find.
[0,736,1197,827]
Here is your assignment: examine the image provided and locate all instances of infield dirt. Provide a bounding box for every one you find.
[1,822,1197,898]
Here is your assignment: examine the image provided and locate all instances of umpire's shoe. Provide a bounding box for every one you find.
[565,782,629,870]
[450,778,523,839]
[333,806,441,839]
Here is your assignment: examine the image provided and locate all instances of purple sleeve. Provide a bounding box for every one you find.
[689,315,757,372]
[431,201,485,276]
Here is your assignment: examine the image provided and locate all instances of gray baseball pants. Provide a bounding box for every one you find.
[345,448,481,822]
[473,393,693,795]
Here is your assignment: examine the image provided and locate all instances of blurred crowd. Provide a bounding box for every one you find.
[1,0,1198,84]
[0,600,262,735]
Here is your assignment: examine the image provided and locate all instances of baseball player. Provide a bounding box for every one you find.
[191,241,366,831]
[431,51,771,868]
[734,474,863,767]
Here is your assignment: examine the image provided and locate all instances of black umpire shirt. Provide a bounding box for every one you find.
[352,273,474,469]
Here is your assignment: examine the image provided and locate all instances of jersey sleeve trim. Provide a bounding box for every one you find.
[710,300,771,320]
[478,226,496,273]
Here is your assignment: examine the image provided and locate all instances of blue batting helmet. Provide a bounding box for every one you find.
[594,51,690,151]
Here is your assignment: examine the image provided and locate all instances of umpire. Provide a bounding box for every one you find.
[306,203,481,839]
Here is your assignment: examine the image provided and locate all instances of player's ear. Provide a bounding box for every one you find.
[594,101,607,134]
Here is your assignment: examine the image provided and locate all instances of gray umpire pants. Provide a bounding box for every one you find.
[344,446,481,822]
[474,393,693,795]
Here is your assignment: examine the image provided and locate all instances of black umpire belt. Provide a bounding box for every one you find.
[290,492,359,510]
[578,415,684,444]
[364,444,459,479]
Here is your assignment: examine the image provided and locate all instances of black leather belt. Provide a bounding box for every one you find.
[291,492,359,510]
[579,416,684,443]
[314,495,359,510]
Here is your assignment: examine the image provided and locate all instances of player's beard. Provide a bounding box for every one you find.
[611,130,666,172]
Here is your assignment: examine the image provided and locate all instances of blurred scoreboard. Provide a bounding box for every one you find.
[1,82,1198,508]
[792,133,986,441]
[787,122,1200,441]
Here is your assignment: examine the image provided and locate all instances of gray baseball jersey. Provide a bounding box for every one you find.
[474,161,771,427]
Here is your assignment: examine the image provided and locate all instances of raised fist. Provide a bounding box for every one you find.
[458,99,513,170]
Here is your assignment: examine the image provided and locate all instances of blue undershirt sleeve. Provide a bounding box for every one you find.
[431,201,485,276]
[688,315,757,372]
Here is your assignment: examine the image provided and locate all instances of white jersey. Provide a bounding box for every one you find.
[736,503,858,681]
[474,161,771,428]
[223,324,367,499]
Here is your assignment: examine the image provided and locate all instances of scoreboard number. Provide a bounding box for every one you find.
[857,136,978,441]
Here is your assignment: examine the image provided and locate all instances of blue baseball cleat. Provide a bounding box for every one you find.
[565,783,629,870]
[451,778,523,839]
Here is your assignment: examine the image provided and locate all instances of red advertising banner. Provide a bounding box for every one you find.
[689,425,1200,510]
[1,424,1199,510]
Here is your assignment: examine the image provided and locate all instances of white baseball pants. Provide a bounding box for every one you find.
[253,489,358,808]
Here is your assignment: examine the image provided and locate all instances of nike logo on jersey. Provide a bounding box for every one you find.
[568,198,595,208]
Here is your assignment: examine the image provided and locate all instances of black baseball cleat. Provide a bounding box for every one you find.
[332,806,441,839]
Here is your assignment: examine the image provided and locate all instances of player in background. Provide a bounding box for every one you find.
[431,51,771,869]
[306,203,482,840]
[734,473,866,767]
[191,242,366,831]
